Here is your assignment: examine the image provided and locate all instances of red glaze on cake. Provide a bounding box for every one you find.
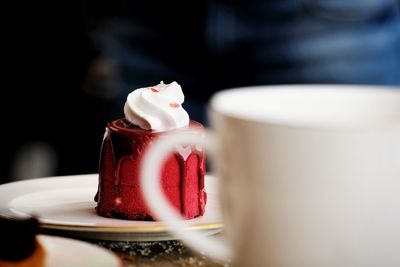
[95,119,207,220]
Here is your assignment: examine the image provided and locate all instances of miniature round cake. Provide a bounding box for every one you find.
[95,81,207,220]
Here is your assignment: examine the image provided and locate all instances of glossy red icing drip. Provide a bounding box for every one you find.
[95,119,206,221]
[177,153,188,216]
[198,150,207,215]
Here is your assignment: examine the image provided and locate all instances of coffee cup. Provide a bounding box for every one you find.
[140,85,400,267]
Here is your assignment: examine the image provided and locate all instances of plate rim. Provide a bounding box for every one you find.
[40,221,224,232]
[37,234,124,267]
[0,174,223,234]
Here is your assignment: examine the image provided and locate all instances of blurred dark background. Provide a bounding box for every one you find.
[2,0,400,183]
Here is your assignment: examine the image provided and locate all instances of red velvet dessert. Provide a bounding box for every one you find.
[95,81,207,220]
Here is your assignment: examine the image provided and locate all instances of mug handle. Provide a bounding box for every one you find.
[140,130,231,261]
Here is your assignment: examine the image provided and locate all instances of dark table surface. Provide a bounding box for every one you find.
[93,237,230,267]
[41,228,230,267]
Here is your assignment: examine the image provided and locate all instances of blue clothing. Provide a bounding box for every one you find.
[92,0,400,122]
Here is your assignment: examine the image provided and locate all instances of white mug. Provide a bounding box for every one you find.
[140,85,400,267]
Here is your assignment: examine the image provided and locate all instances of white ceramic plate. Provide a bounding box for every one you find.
[38,235,123,267]
[0,174,223,241]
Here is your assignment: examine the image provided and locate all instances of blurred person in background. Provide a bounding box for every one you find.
[3,0,399,183]
[86,0,400,122]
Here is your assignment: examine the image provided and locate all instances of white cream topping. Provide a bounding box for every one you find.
[124,81,190,131]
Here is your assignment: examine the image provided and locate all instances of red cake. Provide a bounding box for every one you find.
[95,81,207,220]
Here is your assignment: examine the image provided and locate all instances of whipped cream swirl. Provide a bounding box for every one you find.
[124,81,190,131]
